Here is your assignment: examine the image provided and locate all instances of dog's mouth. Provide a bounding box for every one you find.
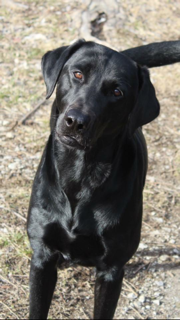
[57,132,91,151]
[61,135,84,149]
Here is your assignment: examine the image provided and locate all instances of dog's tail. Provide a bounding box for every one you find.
[121,40,180,68]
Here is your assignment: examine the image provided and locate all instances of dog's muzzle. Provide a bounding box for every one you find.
[57,109,92,150]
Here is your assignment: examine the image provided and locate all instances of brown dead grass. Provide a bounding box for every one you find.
[0,0,180,319]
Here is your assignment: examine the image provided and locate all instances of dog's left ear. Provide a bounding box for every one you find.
[41,39,85,99]
[128,66,160,136]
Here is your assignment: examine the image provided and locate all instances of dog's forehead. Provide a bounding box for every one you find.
[68,42,138,80]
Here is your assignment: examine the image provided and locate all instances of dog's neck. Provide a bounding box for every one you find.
[43,128,131,214]
[52,128,127,190]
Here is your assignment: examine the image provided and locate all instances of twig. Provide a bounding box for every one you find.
[19,97,46,125]
[7,121,18,131]
[146,258,157,271]
[123,279,138,295]
[133,263,149,275]
[142,221,154,229]
[80,307,91,320]
[3,207,26,222]
[35,132,49,141]
[167,271,175,278]
[152,186,179,195]
[130,305,144,319]
[0,301,19,319]
[12,210,26,222]
[14,275,28,278]
[83,309,92,319]
[12,242,31,261]
[2,94,47,131]
[0,275,26,294]
[143,189,154,194]
[147,203,164,213]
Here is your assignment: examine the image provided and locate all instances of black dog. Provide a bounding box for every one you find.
[27,39,180,319]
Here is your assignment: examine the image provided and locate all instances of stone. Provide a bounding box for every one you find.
[139,295,145,303]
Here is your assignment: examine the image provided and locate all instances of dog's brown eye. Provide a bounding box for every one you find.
[114,89,123,97]
[74,72,83,80]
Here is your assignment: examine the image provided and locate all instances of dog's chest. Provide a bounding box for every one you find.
[42,158,113,264]
[43,216,105,265]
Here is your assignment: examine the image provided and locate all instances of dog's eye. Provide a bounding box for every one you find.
[74,71,83,80]
[113,88,123,97]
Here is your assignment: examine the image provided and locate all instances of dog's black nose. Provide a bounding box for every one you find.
[65,109,90,133]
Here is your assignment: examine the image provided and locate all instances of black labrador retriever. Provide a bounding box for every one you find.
[27,39,180,319]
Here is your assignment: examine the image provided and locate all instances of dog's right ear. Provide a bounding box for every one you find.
[41,39,85,99]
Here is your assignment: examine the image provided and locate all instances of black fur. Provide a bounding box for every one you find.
[27,39,180,319]
[122,40,180,67]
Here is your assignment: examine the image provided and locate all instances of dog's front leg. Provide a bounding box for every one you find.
[29,252,59,319]
[94,268,124,319]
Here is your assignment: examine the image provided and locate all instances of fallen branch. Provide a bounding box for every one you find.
[19,97,47,125]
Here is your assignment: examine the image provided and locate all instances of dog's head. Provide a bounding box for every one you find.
[42,39,160,150]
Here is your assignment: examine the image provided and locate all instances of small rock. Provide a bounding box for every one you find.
[151,211,156,216]
[41,18,46,25]
[154,292,160,297]
[173,255,179,260]
[8,162,18,170]
[173,248,180,254]
[127,293,137,300]
[0,227,8,234]
[156,152,161,158]
[2,120,10,126]
[146,175,155,182]
[155,281,164,287]
[139,242,148,249]
[145,305,150,309]
[6,132,14,139]
[146,256,151,260]
[159,255,169,262]
[153,299,160,306]
[170,239,175,244]
[153,217,164,223]
[139,295,145,303]
[151,230,160,236]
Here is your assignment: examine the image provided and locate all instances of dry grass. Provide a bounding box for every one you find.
[0,0,180,319]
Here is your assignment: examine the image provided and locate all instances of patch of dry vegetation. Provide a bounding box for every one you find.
[0,0,180,319]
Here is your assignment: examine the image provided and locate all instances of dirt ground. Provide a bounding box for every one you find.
[0,0,180,319]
